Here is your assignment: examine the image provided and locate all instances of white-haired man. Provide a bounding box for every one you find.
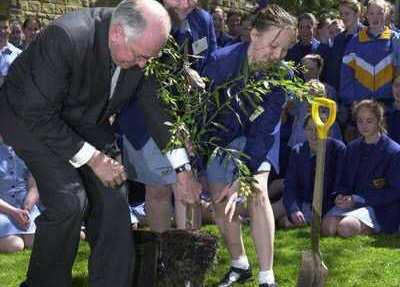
[0,1,171,286]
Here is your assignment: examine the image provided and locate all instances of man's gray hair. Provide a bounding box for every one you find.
[111,0,147,42]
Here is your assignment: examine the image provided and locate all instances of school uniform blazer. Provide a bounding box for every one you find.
[286,38,330,82]
[203,42,287,172]
[216,31,234,48]
[0,8,166,161]
[184,8,217,73]
[386,107,400,144]
[283,138,346,217]
[337,134,400,233]
[286,38,325,64]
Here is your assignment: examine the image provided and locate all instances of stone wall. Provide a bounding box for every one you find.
[0,0,120,25]
[0,0,251,26]
[200,0,255,12]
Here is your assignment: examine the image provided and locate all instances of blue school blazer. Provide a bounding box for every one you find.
[283,138,346,217]
[386,107,400,145]
[337,134,400,233]
[172,8,217,73]
[203,42,287,172]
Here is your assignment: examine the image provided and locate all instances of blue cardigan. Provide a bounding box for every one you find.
[283,138,346,217]
[337,134,400,233]
[203,42,287,172]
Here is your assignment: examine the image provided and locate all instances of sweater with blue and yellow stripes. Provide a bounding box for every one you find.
[340,27,399,106]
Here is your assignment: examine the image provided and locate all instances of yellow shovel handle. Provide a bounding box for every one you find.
[311,97,337,140]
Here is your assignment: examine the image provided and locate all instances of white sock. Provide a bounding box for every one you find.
[259,270,275,285]
[231,256,250,270]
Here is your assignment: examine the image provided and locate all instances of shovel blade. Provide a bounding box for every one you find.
[297,250,328,287]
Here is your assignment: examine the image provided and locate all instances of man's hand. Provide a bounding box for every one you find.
[87,150,127,188]
[290,211,306,226]
[335,194,354,209]
[11,208,30,230]
[216,179,240,222]
[175,171,202,204]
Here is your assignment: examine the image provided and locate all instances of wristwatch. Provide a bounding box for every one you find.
[175,163,192,174]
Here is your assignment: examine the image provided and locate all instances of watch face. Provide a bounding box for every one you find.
[175,163,192,174]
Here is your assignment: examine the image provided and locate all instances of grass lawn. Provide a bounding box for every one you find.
[1,225,400,286]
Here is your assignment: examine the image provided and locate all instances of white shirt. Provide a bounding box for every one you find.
[0,42,21,77]
[69,66,189,168]
[69,66,121,168]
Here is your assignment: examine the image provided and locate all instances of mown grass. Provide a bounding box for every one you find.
[1,226,400,287]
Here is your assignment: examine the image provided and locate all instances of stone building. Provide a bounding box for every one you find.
[0,0,120,25]
[0,0,252,25]
[200,0,254,11]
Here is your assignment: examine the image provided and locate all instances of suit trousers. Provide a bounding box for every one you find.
[0,98,135,287]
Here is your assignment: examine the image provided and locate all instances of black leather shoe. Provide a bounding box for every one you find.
[259,283,278,287]
[217,266,252,287]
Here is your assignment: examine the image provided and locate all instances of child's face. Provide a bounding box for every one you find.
[249,27,295,65]
[304,119,318,148]
[318,22,331,41]
[340,4,358,29]
[329,22,344,38]
[366,4,386,32]
[356,107,379,139]
[163,0,197,21]
[0,20,10,43]
[298,19,314,43]
[301,58,319,81]
[23,20,40,42]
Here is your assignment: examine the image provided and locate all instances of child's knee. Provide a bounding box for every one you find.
[321,216,339,236]
[0,236,25,253]
[146,186,171,201]
[337,217,361,238]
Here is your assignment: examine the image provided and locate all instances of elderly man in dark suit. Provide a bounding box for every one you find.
[0,0,174,286]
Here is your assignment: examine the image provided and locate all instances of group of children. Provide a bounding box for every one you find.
[1,0,400,287]
[121,1,400,287]
[274,97,400,238]
[271,0,400,239]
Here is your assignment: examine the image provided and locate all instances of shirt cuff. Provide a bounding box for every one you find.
[257,161,271,172]
[165,148,189,169]
[69,142,97,168]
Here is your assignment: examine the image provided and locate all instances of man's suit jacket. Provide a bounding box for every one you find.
[0,8,170,162]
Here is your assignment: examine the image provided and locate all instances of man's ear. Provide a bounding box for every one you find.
[249,28,258,42]
[109,23,125,44]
